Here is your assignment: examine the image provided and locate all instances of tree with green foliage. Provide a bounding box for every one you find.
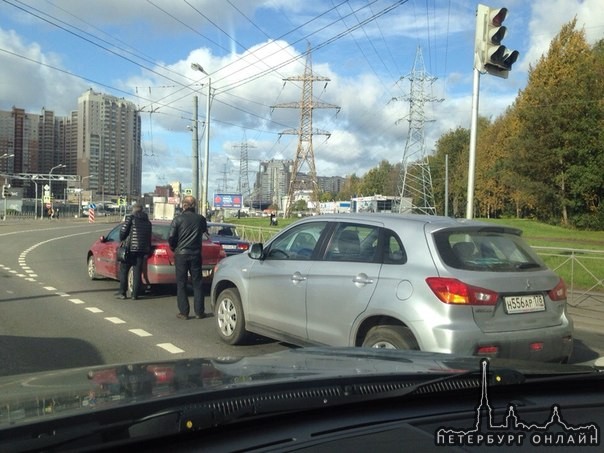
[338,173,361,200]
[514,19,603,226]
[431,126,471,217]
[357,160,398,196]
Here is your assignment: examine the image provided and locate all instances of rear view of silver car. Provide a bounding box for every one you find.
[210,214,573,362]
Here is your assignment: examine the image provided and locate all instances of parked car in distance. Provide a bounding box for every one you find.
[207,222,250,256]
[210,213,573,363]
[87,220,227,293]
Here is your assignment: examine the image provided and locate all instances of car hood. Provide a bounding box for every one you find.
[0,348,600,428]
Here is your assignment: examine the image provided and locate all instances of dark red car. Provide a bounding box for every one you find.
[87,220,226,292]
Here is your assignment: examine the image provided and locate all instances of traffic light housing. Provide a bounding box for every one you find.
[2,184,10,198]
[474,4,519,79]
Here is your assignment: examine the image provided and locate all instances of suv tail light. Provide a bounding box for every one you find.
[548,278,567,301]
[426,277,498,306]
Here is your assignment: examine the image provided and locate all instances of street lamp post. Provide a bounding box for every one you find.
[49,164,65,217]
[191,63,211,217]
[191,95,199,202]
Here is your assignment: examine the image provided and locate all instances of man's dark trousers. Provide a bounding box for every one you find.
[175,253,204,316]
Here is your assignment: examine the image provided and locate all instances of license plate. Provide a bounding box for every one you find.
[222,244,237,249]
[202,270,213,277]
[504,294,545,314]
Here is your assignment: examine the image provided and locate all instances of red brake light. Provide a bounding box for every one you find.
[476,345,499,356]
[426,277,498,306]
[548,279,567,301]
[530,342,544,352]
[153,247,169,256]
[237,243,249,251]
[88,368,118,384]
[147,365,175,384]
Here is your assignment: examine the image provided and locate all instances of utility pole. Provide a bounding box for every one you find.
[271,44,340,217]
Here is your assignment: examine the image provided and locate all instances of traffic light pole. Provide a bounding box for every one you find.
[466,67,480,219]
[2,178,7,221]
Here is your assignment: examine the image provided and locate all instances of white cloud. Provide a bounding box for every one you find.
[520,0,604,71]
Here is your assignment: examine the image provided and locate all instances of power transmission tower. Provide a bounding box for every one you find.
[233,139,256,206]
[394,46,443,215]
[271,44,340,216]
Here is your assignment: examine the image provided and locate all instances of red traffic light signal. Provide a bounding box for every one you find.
[474,4,520,79]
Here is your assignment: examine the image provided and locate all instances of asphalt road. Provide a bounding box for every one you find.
[0,217,602,377]
[0,219,287,377]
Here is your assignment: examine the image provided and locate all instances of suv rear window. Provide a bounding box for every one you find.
[434,230,545,272]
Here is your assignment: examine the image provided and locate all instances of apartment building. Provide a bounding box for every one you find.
[77,89,142,198]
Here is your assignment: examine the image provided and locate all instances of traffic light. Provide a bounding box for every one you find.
[474,4,519,79]
[2,184,10,198]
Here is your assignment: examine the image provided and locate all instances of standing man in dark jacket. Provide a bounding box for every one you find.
[168,195,208,319]
[117,203,152,300]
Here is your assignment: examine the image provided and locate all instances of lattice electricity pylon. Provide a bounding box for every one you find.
[233,139,256,206]
[271,44,340,216]
[393,47,443,215]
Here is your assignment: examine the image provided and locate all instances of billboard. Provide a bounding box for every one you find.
[213,193,242,209]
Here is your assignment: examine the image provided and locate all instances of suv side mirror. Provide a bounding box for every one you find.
[249,243,264,260]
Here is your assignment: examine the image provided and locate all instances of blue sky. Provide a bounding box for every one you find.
[0,0,602,197]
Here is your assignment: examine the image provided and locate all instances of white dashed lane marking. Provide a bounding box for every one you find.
[105,317,126,324]
[130,329,152,337]
[157,343,184,354]
[3,226,189,356]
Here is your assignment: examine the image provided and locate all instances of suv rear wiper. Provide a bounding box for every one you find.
[515,262,541,269]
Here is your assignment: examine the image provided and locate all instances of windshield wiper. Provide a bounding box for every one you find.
[177,364,527,432]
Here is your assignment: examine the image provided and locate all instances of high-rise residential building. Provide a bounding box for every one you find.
[254,159,292,208]
[317,175,345,195]
[0,108,42,196]
[77,89,142,199]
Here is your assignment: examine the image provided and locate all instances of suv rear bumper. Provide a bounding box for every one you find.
[424,321,574,362]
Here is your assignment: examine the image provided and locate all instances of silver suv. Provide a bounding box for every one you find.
[210,213,573,362]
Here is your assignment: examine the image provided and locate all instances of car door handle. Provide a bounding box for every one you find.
[352,273,374,285]
[291,272,307,282]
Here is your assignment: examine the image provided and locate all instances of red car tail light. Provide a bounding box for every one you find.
[87,368,118,384]
[237,243,250,251]
[147,365,175,384]
[548,278,567,301]
[476,345,499,356]
[426,277,498,306]
[530,342,544,352]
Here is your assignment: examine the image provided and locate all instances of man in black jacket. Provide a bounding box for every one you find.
[117,203,152,300]
[168,195,208,319]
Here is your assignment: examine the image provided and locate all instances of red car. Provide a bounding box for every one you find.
[87,220,226,292]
